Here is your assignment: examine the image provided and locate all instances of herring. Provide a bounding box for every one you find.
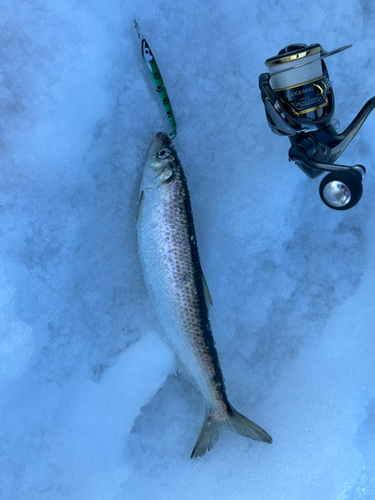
[136,132,272,458]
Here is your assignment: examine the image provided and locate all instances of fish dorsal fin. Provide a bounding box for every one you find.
[202,271,213,307]
[136,190,144,222]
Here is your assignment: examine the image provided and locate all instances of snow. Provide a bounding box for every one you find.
[1,0,375,499]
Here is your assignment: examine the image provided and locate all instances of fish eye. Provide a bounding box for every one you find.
[157,148,171,159]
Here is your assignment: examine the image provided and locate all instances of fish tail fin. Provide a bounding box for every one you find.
[226,403,273,444]
[190,405,272,459]
[190,410,222,459]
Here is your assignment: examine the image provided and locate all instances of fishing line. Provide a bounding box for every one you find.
[264,44,330,117]
[267,44,352,90]
[134,19,177,138]
[269,52,322,90]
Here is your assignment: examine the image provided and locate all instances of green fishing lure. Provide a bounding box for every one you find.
[134,20,177,138]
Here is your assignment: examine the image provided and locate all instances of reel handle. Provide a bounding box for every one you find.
[334,96,375,158]
[288,96,375,178]
[289,142,365,178]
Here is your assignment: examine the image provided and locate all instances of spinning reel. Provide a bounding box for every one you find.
[259,43,375,210]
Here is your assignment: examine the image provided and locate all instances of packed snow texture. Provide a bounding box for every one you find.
[1,1,375,499]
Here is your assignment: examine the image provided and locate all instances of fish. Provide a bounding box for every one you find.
[136,132,272,458]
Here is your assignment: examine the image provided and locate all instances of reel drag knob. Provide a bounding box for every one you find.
[319,168,365,210]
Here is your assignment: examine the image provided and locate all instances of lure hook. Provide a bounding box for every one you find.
[134,19,143,40]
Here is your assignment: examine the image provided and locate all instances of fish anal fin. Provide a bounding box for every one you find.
[201,272,213,307]
[136,190,144,222]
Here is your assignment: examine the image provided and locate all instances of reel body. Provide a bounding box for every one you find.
[259,43,375,210]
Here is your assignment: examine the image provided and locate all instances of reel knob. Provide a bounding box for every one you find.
[319,169,364,210]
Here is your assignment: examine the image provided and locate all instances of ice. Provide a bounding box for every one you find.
[1,0,375,499]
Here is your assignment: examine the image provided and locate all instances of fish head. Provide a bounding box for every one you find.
[142,132,177,189]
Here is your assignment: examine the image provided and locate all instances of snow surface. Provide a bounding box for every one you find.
[1,0,375,499]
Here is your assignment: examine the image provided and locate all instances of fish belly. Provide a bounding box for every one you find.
[137,181,223,412]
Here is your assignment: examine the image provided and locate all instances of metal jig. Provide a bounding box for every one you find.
[134,19,177,138]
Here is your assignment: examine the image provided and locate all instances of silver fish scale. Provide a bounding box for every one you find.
[137,156,229,418]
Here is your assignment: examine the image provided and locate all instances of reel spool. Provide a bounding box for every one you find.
[259,43,375,210]
[266,44,328,117]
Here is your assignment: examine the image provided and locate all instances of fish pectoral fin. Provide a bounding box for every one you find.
[136,190,144,222]
[201,272,213,307]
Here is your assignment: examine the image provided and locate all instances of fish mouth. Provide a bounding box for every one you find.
[155,131,171,145]
[153,132,172,158]
[146,132,174,167]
